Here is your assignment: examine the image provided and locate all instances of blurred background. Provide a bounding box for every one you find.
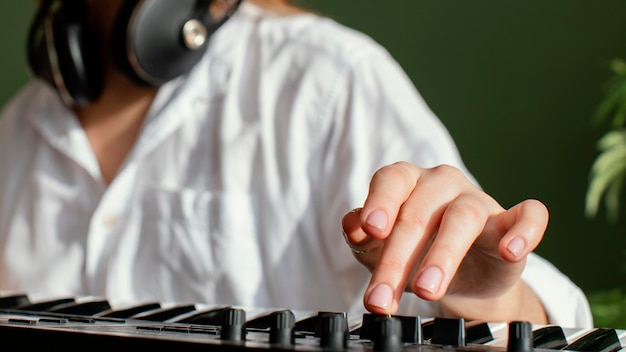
[3,0,626,327]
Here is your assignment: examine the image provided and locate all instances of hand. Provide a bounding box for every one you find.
[341,162,549,323]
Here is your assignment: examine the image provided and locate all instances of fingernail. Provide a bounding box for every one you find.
[415,266,443,294]
[367,283,394,310]
[366,210,388,232]
[507,237,526,257]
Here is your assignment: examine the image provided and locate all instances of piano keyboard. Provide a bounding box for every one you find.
[0,293,622,351]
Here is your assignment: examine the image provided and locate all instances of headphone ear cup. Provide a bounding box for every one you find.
[27,2,55,86]
[112,0,238,87]
[27,0,103,106]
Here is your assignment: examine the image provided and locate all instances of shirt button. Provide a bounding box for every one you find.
[102,214,118,227]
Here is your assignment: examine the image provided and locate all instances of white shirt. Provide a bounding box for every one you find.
[0,2,591,328]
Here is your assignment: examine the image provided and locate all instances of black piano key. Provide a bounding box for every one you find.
[134,304,196,322]
[431,317,466,346]
[564,328,622,352]
[418,319,490,344]
[532,325,568,349]
[293,311,347,336]
[465,321,493,344]
[293,314,318,334]
[244,309,316,338]
[16,298,76,312]
[360,313,422,343]
[243,310,279,330]
[173,307,229,326]
[100,302,162,319]
[0,294,31,309]
[47,300,112,316]
[421,319,434,340]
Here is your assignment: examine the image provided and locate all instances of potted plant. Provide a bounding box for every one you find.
[586,58,626,328]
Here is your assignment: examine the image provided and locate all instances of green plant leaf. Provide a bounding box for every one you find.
[586,155,626,218]
[587,59,626,222]
[593,78,626,127]
[590,143,626,176]
[597,129,626,150]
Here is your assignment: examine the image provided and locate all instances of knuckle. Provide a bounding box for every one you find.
[375,257,409,275]
[395,211,427,233]
[431,243,458,263]
[523,199,549,217]
[429,164,463,180]
[373,162,417,185]
[446,198,485,223]
[519,199,549,236]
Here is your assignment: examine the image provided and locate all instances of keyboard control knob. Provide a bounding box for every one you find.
[319,312,349,350]
[507,321,533,352]
[269,310,296,347]
[373,315,403,352]
[220,308,246,342]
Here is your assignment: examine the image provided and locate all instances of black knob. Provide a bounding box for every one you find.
[220,308,246,342]
[360,314,422,344]
[507,321,533,352]
[319,312,349,350]
[373,315,403,352]
[269,310,296,347]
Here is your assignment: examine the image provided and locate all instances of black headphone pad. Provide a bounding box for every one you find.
[28,0,103,106]
[112,0,213,87]
[51,2,103,105]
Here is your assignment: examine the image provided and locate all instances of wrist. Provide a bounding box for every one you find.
[438,280,548,324]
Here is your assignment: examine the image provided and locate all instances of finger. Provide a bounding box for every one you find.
[410,194,493,300]
[493,199,549,262]
[341,208,383,261]
[363,166,465,314]
[360,162,422,239]
[363,217,434,314]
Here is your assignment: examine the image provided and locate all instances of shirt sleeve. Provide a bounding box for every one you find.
[522,253,593,329]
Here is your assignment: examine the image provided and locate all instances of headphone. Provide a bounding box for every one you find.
[27,0,242,106]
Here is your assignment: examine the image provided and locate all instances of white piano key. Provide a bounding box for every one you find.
[481,321,508,346]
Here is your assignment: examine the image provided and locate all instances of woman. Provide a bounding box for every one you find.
[0,0,592,328]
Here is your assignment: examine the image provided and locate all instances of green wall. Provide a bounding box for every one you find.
[2,1,626,299]
[299,1,626,296]
[0,2,35,104]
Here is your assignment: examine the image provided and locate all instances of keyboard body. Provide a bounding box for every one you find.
[0,293,622,351]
